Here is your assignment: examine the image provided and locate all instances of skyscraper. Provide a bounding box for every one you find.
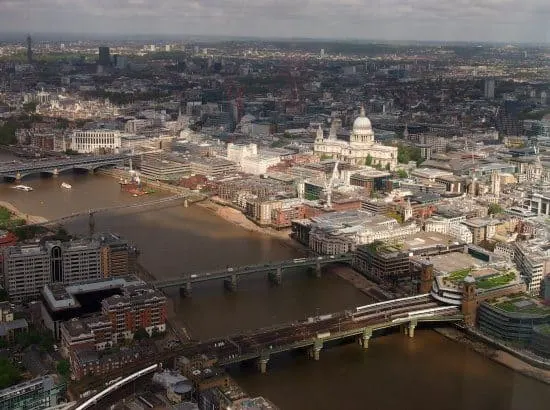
[484,78,495,99]
[98,46,111,67]
[26,34,32,64]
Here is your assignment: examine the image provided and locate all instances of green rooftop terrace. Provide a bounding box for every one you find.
[443,267,517,290]
[493,295,550,315]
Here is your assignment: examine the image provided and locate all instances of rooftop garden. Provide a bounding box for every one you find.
[446,268,472,284]
[476,272,517,290]
[494,295,550,315]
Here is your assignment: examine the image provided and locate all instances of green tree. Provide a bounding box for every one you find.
[488,203,504,215]
[56,360,70,379]
[365,154,373,166]
[22,102,37,113]
[0,122,17,145]
[133,327,149,340]
[385,163,391,171]
[397,169,408,178]
[0,359,21,389]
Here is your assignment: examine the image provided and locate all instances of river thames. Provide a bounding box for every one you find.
[1,167,549,410]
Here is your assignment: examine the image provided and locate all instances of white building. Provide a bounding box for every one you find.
[314,107,398,169]
[227,143,281,175]
[308,211,420,255]
[424,215,473,243]
[514,240,550,295]
[71,129,122,153]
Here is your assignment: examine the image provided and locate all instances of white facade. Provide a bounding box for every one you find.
[313,107,398,169]
[71,129,122,153]
[514,241,550,295]
[425,216,472,243]
[227,143,281,175]
[309,215,420,255]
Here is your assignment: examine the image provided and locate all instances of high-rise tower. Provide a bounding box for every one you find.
[26,34,33,64]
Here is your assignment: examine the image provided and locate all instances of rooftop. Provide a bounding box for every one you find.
[489,294,550,316]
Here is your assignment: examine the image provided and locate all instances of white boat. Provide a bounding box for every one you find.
[13,185,33,192]
[61,182,72,189]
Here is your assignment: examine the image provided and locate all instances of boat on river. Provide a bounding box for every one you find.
[61,182,72,189]
[13,185,33,192]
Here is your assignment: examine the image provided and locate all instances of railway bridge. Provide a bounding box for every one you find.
[179,294,462,373]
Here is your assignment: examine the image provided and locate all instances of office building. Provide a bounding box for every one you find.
[353,232,465,283]
[2,239,102,302]
[478,294,550,345]
[41,276,144,339]
[0,375,65,410]
[307,211,420,255]
[98,46,111,67]
[70,129,122,154]
[484,78,495,99]
[514,240,550,295]
[96,233,138,277]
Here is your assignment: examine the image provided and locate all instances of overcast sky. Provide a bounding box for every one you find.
[1,0,549,43]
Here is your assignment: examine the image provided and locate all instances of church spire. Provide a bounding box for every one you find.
[315,124,324,142]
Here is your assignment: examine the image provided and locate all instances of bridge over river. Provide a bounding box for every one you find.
[152,254,353,295]
[71,294,462,408]
[0,154,127,180]
[29,194,199,227]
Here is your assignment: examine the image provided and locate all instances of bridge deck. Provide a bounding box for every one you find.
[153,255,353,288]
[177,297,461,364]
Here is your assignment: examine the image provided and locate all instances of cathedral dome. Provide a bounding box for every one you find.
[353,106,372,132]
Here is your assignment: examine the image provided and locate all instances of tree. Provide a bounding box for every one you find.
[56,360,70,379]
[385,163,391,171]
[397,169,408,178]
[133,327,149,340]
[0,359,21,389]
[22,102,37,113]
[488,203,504,215]
[0,122,17,145]
[365,154,373,166]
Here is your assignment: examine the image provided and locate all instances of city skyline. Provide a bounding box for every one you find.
[1,0,550,43]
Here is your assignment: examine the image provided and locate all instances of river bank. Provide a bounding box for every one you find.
[326,265,394,301]
[0,200,48,224]
[196,198,308,253]
[435,326,550,385]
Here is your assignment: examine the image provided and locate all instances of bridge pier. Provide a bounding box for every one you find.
[179,282,192,297]
[268,267,282,285]
[15,172,21,181]
[308,340,323,361]
[183,199,189,208]
[315,261,322,278]
[52,168,59,177]
[408,320,417,338]
[257,354,270,374]
[359,328,372,349]
[224,274,238,292]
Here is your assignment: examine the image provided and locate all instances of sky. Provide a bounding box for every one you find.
[1,0,550,43]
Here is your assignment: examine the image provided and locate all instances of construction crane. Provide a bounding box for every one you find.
[324,160,339,209]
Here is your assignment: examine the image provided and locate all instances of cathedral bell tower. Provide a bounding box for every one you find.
[315,125,324,142]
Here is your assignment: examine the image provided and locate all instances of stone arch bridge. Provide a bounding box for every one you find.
[0,154,126,180]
